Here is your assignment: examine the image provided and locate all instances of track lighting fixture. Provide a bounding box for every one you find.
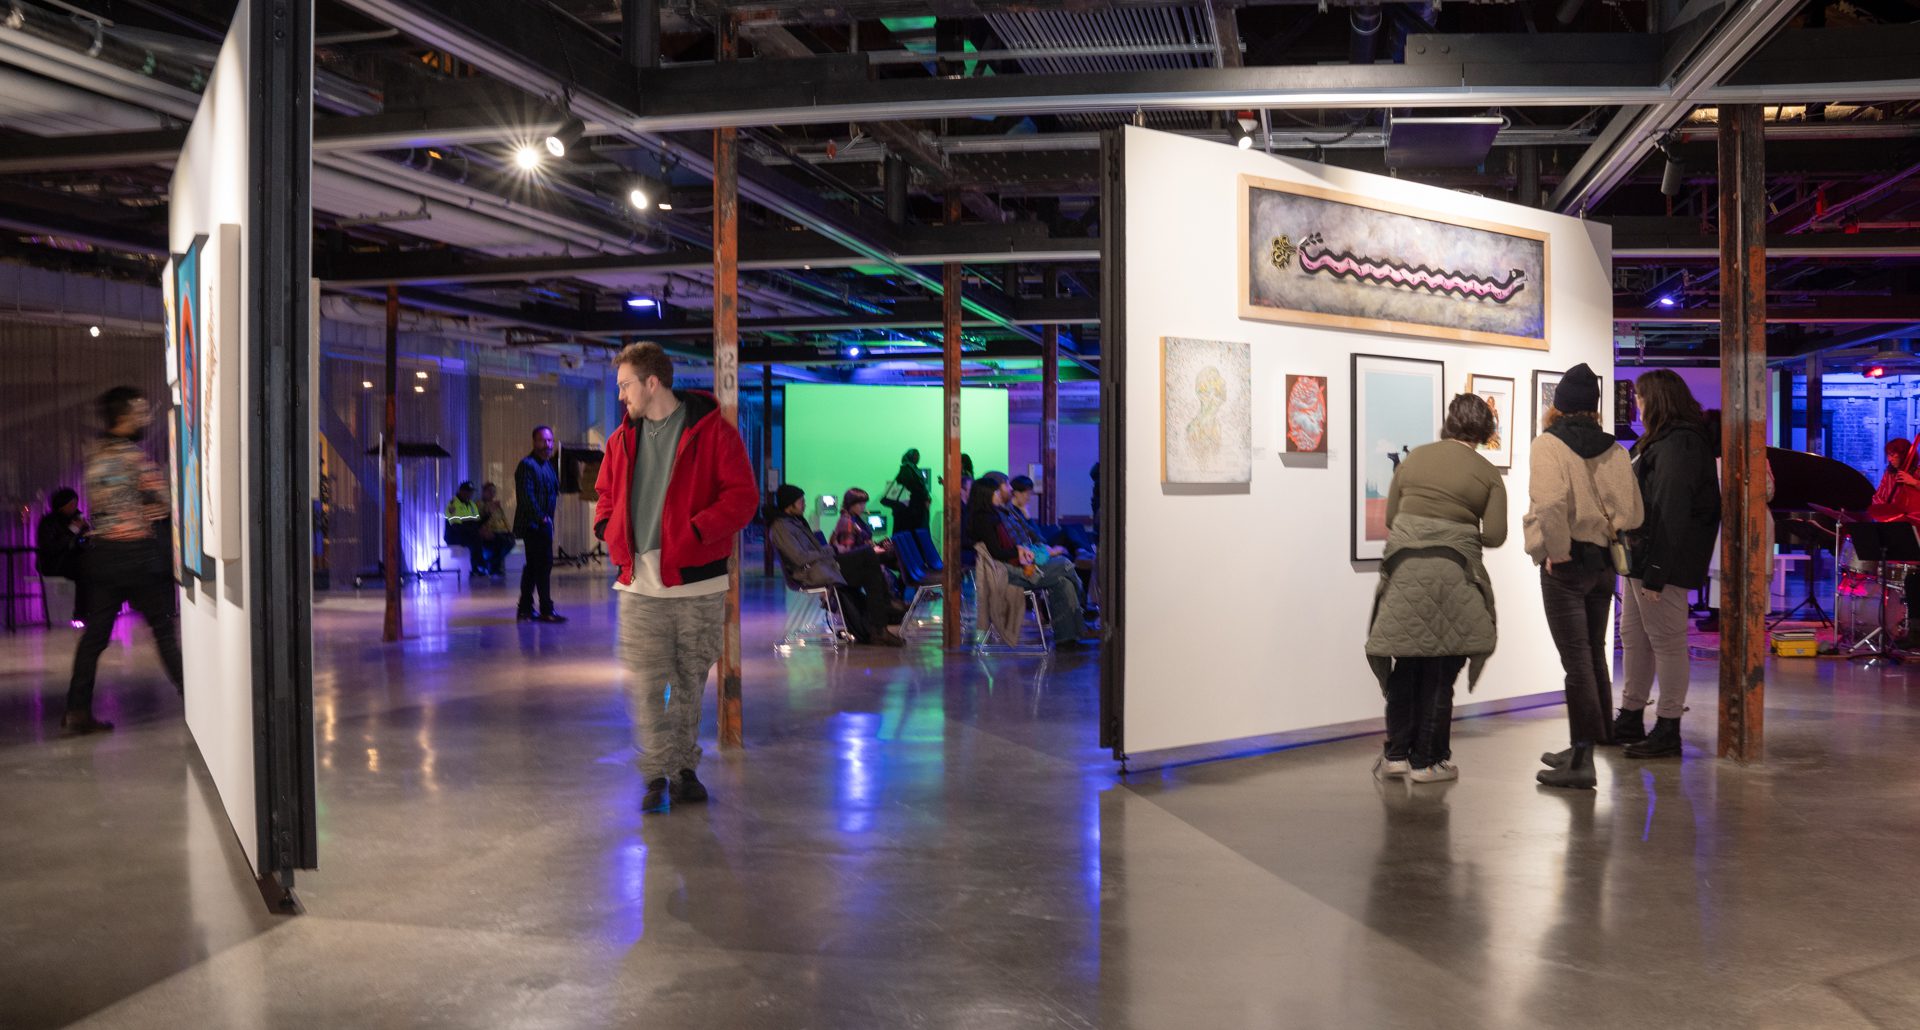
[544,115,584,158]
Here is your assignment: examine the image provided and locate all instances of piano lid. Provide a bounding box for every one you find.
[1766,447,1874,513]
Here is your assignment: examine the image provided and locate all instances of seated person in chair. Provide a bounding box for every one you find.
[1006,475,1097,613]
[833,487,907,598]
[967,474,1094,646]
[444,481,486,575]
[768,484,904,647]
[36,487,90,621]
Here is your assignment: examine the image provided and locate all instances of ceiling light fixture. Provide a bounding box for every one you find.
[88,325,101,337]
[1227,118,1254,150]
[544,115,584,158]
[513,145,541,171]
[626,297,657,309]
[362,380,374,389]
[415,370,428,379]
[414,384,426,393]
[1657,295,1677,308]
[515,382,526,390]
[1657,135,1685,198]
[626,183,651,211]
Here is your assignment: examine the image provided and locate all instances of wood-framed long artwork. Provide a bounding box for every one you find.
[1239,174,1551,351]
[1352,354,1445,562]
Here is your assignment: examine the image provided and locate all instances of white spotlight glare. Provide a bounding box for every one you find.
[544,116,584,158]
[513,145,541,171]
[88,325,101,337]
[627,186,651,211]
[413,384,425,393]
[515,382,526,390]
[415,370,428,379]
[362,380,374,389]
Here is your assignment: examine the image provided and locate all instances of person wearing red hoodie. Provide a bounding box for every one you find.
[594,342,759,814]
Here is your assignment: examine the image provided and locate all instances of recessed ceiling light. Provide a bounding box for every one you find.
[362,380,374,389]
[415,370,428,379]
[515,382,526,390]
[413,384,425,393]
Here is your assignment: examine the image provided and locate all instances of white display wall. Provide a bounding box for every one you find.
[169,2,258,868]
[1118,126,1615,758]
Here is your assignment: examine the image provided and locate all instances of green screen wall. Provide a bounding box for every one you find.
[783,384,1010,541]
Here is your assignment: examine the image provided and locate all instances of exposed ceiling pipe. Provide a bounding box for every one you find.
[1349,5,1382,67]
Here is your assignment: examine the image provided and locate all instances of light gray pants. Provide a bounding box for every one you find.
[617,591,726,782]
[1620,579,1693,719]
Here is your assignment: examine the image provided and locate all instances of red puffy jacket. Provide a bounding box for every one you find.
[594,391,758,588]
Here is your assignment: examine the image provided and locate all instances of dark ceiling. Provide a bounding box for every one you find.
[5,0,1920,378]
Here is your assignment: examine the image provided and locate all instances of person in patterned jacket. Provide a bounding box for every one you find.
[64,386,183,736]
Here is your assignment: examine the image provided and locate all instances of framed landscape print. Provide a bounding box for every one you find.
[1352,354,1445,561]
[1283,374,1329,454]
[1240,174,1550,350]
[1161,337,1252,485]
[1466,374,1514,469]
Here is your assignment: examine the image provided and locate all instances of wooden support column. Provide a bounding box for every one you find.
[1717,103,1768,763]
[1040,267,1060,526]
[761,364,774,577]
[942,194,964,651]
[382,285,401,643]
[1805,355,1824,455]
[714,15,744,749]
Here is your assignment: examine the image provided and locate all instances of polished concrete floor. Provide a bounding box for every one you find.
[3,569,1919,1029]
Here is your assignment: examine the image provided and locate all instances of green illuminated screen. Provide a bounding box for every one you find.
[783,384,1009,542]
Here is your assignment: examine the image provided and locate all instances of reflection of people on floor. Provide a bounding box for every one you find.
[769,484,903,648]
[475,481,513,578]
[443,480,485,576]
[65,386,185,736]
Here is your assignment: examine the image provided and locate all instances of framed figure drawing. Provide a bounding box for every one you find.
[1240,174,1550,350]
[1465,374,1514,469]
[1352,354,1445,561]
[1283,374,1329,454]
[1161,337,1252,485]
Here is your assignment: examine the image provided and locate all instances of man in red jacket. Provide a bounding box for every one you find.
[595,342,759,813]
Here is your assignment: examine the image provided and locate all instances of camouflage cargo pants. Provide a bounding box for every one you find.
[617,590,725,782]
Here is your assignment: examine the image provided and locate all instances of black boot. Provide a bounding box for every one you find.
[1609,707,1647,745]
[1540,747,1572,769]
[1625,716,1683,758]
[669,768,708,804]
[1537,743,1596,789]
[641,777,671,814]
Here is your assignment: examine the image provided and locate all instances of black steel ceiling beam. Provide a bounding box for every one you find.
[1610,218,1920,261]
[0,198,167,255]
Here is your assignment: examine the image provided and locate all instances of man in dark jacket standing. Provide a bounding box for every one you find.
[595,342,759,813]
[515,426,565,622]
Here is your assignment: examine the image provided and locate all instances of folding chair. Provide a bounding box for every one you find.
[971,544,1052,656]
[777,578,852,652]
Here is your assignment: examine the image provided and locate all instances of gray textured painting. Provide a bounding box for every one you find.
[1244,178,1548,346]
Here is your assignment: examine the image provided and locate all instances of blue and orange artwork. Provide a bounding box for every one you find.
[173,235,208,581]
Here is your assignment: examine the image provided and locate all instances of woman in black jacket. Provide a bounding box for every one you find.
[885,449,932,533]
[1618,370,1720,759]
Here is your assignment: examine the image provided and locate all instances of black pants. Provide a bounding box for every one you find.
[480,535,513,576]
[836,548,899,640]
[67,539,183,717]
[1541,562,1617,746]
[1384,655,1466,768]
[518,529,554,615]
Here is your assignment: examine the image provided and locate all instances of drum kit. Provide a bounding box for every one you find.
[1821,507,1920,666]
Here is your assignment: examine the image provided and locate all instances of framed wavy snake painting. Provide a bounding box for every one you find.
[1238,174,1550,351]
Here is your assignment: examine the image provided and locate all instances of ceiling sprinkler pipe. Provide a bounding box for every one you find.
[1349,5,1383,66]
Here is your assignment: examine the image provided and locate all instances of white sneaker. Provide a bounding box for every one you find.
[1408,761,1459,783]
[1373,756,1412,779]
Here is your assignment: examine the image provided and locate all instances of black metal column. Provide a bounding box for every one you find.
[247,0,317,907]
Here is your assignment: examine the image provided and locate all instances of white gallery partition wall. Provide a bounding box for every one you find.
[1103,126,1616,762]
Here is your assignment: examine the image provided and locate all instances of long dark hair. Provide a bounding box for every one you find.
[1634,369,1705,449]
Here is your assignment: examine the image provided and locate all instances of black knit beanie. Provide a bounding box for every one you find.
[1554,363,1602,414]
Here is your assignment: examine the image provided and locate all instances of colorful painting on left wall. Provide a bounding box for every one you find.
[1161,337,1252,485]
[171,234,210,582]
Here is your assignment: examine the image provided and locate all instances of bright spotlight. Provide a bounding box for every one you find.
[847,345,862,359]
[361,380,374,389]
[413,384,426,393]
[626,297,657,309]
[544,116,584,158]
[513,145,541,171]
[515,382,526,390]
[88,325,101,337]
[1227,118,1256,150]
[821,495,836,507]
[627,186,651,211]
[1657,296,1677,308]
[1867,364,1888,379]
[415,370,428,379]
